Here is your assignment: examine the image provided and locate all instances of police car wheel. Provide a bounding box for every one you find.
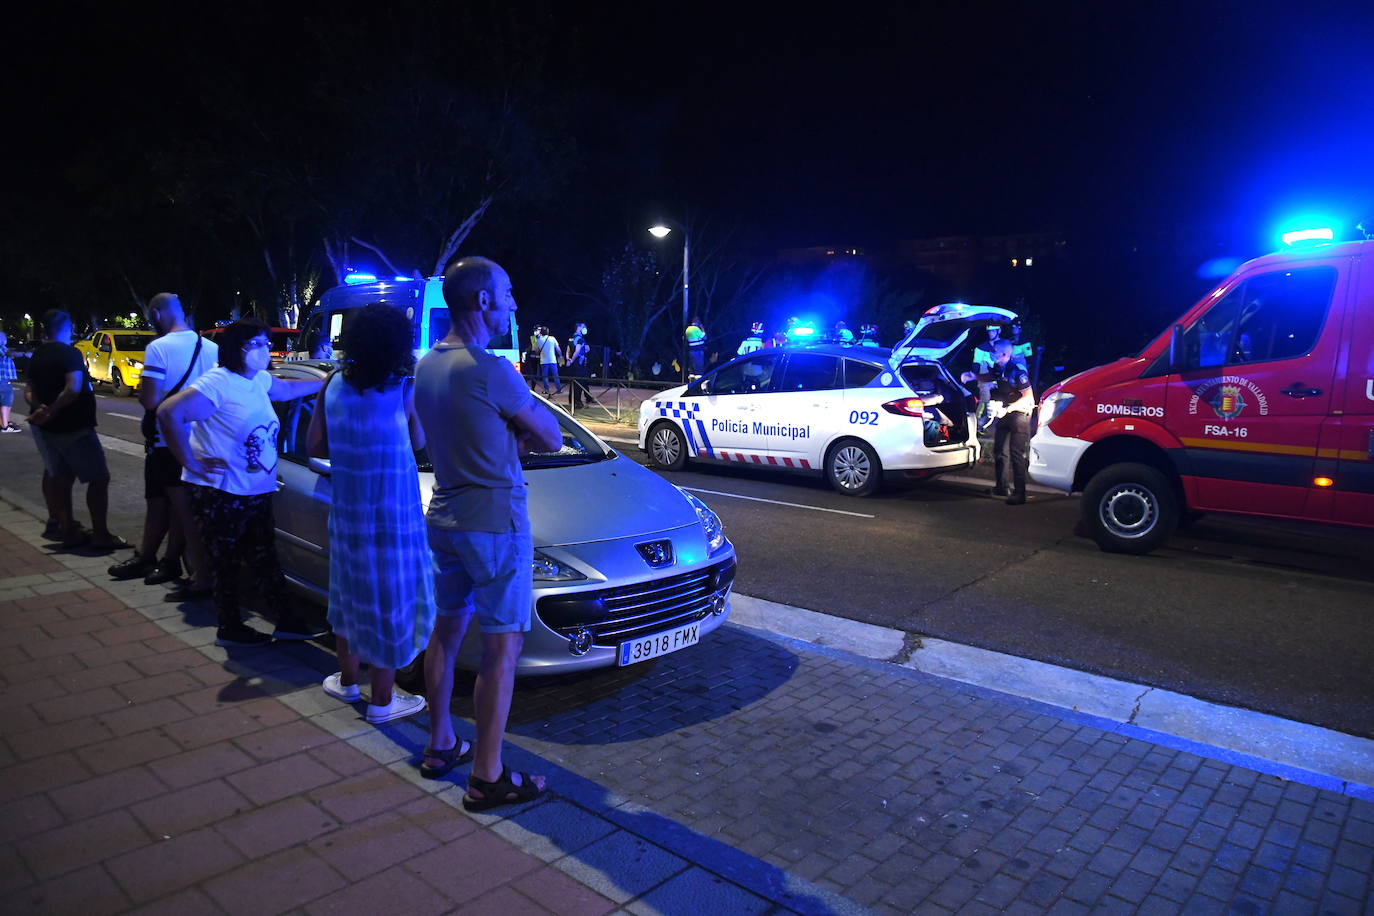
[647,422,687,471]
[826,439,882,497]
[1081,462,1179,555]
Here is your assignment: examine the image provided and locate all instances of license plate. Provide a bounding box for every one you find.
[618,621,700,666]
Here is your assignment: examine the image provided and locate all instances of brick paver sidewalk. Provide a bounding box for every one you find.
[4,487,1373,915]
[0,501,652,915]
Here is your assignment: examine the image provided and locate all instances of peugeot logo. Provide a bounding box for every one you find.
[635,539,675,569]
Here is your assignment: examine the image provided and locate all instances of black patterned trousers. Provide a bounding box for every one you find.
[188,484,288,629]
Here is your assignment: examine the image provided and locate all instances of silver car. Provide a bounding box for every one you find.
[269,361,736,675]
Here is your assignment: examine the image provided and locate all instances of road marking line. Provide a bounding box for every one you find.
[102,412,140,422]
[98,434,145,458]
[600,434,638,446]
[681,486,875,518]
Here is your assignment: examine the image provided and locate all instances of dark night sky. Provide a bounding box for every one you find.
[7,1,1374,280]
[567,1,1374,250]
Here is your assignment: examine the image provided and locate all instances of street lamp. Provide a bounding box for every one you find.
[648,220,691,383]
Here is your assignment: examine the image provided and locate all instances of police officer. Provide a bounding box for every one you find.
[971,324,1002,426]
[1009,320,1032,372]
[566,321,590,408]
[857,323,880,348]
[894,319,915,347]
[834,320,855,346]
[685,317,706,376]
[964,339,1034,505]
[738,322,765,356]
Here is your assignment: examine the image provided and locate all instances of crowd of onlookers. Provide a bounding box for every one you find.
[12,258,558,810]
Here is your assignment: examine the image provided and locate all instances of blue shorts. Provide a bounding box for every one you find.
[32,426,110,483]
[427,527,533,634]
[0,385,12,408]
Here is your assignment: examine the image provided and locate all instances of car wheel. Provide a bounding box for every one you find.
[647,421,688,471]
[111,368,131,397]
[1081,462,1179,554]
[826,438,882,497]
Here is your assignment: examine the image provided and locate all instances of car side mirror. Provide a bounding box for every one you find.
[1168,324,1184,372]
[307,456,331,476]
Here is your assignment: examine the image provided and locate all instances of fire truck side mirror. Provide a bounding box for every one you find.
[1168,324,1184,372]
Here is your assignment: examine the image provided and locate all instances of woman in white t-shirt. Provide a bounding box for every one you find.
[158,318,325,648]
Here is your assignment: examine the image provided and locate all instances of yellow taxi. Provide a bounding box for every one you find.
[74,329,156,396]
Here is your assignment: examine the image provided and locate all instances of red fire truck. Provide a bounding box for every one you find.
[1030,226,1373,553]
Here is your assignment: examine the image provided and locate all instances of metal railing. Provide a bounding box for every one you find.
[526,374,683,424]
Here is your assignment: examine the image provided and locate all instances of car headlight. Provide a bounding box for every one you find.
[680,488,727,556]
[1039,391,1074,425]
[532,549,586,582]
[125,358,142,369]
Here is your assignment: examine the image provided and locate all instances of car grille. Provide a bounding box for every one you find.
[537,558,736,646]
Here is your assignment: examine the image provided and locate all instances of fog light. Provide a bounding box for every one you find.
[567,628,594,656]
[710,590,728,616]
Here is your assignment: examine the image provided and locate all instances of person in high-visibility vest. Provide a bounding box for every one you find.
[685,317,707,375]
[737,322,765,356]
[858,324,880,348]
[834,321,855,346]
[894,319,915,347]
[1009,320,1033,371]
[971,325,1002,427]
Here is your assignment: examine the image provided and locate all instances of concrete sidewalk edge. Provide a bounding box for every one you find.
[727,593,1374,799]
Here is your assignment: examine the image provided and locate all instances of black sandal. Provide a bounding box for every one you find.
[462,766,545,811]
[419,739,474,779]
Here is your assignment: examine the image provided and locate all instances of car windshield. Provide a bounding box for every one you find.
[113,335,150,349]
[414,398,612,472]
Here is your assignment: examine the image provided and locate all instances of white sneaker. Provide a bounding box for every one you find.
[322,672,361,703]
[365,693,427,724]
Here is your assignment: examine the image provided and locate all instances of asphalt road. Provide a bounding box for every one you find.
[588,425,1374,741]
[3,387,1371,740]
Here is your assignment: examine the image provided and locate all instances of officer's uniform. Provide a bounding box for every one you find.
[737,332,764,356]
[972,343,997,425]
[991,360,1034,503]
[685,323,706,374]
[1012,340,1032,372]
[568,328,589,408]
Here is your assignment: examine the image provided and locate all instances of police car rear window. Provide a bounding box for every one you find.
[843,359,882,388]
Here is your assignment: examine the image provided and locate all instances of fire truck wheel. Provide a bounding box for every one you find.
[1081,462,1179,555]
[647,422,688,471]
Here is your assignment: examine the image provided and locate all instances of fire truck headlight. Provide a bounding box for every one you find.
[1039,392,1074,424]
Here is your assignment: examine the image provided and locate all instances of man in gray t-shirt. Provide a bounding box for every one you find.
[413,256,561,808]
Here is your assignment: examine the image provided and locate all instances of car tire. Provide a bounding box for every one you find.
[825,438,882,497]
[647,421,688,471]
[1081,462,1179,554]
[111,368,131,398]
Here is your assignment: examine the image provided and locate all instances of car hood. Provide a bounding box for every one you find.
[889,303,1019,366]
[419,452,700,547]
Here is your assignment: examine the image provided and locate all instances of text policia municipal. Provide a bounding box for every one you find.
[710,419,812,440]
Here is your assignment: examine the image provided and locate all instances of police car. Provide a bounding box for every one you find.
[639,304,1017,496]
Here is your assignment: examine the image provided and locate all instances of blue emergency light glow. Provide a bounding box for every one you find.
[344,273,378,285]
[394,276,412,282]
[1280,227,1335,246]
[791,326,816,337]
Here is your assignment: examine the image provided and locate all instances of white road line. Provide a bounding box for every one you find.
[98,434,145,458]
[600,435,638,446]
[102,412,141,422]
[682,486,875,519]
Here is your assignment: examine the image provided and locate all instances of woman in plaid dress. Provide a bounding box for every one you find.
[307,305,434,724]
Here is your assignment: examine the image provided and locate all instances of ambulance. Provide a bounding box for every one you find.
[638,303,1016,496]
[1030,226,1373,553]
[295,274,520,365]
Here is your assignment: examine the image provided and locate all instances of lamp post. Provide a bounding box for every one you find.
[649,221,690,383]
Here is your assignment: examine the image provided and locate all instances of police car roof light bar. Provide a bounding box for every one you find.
[1280,227,1335,247]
